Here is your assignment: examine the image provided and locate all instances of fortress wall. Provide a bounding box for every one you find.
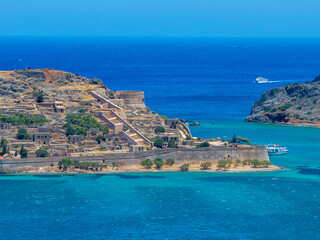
[0,146,269,173]
[116,91,145,107]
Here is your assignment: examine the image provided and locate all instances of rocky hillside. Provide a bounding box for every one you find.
[246,75,320,126]
[0,68,108,104]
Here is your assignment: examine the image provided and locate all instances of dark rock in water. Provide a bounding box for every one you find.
[179,119,187,123]
[212,122,215,125]
[246,75,320,125]
[190,122,200,127]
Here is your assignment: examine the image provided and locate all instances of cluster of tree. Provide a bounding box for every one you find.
[140,158,175,169]
[196,141,210,148]
[153,137,177,148]
[35,148,49,157]
[64,114,109,137]
[16,128,32,140]
[229,134,251,144]
[154,126,165,134]
[0,138,8,156]
[217,159,271,170]
[96,135,106,144]
[0,113,49,126]
[58,158,103,171]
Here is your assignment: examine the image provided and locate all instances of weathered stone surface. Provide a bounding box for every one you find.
[246,77,320,125]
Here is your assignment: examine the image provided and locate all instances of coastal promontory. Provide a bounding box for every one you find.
[246,75,320,126]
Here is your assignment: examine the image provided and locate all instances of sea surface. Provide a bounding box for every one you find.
[0,37,320,239]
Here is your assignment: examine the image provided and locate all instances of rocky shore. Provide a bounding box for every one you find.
[246,75,320,126]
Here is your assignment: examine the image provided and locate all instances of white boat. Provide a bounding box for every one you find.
[255,77,269,83]
[266,144,288,155]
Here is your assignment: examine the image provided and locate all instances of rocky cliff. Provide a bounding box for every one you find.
[246,75,320,126]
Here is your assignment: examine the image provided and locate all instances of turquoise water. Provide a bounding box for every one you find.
[0,38,320,239]
[1,121,320,239]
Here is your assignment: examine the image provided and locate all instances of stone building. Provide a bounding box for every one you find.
[54,101,66,113]
[0,123,11,129]
[116,91,145,107]
[165,119,180,129]
[33,133,51,145]
[68,135,82,144]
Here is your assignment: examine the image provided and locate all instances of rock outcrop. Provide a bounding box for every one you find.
[246,75,320,126]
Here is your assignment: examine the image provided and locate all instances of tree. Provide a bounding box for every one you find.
[59,158,72,171]
[16,128,32,140]
[251,159,261,168]
[179,163,190,172]
[36,94,44,103]
[200,161,212,170]
[78,109,86,113]
[196,142,210,148]
[261,160,271,168]
[96,135,106,144]
[35,148,49,157]
[140,159,153,169]
[217,159,227,169]
[226,159,233,169]
[234,159,241,167]
[20,145,28,158]
[14,150,18,156]
[231,134,237,143]
[167,139,177,148]
[153,158,164,169]
[112,161,119,169]
[154,126,165,134]
[1,138,8,156]
[72,160,80,168]
[165,158,175,166]
[154,138,164,148]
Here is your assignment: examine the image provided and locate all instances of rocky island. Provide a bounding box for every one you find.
[246,75,320,127]
[0,68,271,173]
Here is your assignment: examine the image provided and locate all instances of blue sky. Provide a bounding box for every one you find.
[1,0,320,37]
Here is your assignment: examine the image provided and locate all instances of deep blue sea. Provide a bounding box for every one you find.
[0,37,320,239]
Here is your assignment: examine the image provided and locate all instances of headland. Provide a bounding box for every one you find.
[0,68,272,173]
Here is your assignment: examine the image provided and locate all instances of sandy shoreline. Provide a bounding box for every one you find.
[6,164,285,175]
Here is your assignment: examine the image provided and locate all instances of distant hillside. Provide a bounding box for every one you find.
[245,75,320,126]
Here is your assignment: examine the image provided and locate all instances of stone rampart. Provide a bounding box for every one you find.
[0,146,269,173]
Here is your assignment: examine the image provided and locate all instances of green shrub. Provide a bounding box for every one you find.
[217,159,227,169]
[141,159,153,169]
[196,141,210,148]
[64,114,109,136]
[112,161,119,169]
[278,103,293,111]
[16,128,32,140]
[179,163,190,172]
[165,158,175,166]
[0,113,49,126]
[78,109,86,113]
[20,145,27,158]
[306,111,312,115]
[200,161,212,170]
[153,158,164,169]
[293,114,300,119]
[96,135,106,144]
[168,139,177,148]
[154,126,165,134]
[35,148,49,157]
[58,158,72,171]
[154,138,164,148]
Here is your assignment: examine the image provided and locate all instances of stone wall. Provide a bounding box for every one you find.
[116,91,145,107]
[0,145,269,173]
